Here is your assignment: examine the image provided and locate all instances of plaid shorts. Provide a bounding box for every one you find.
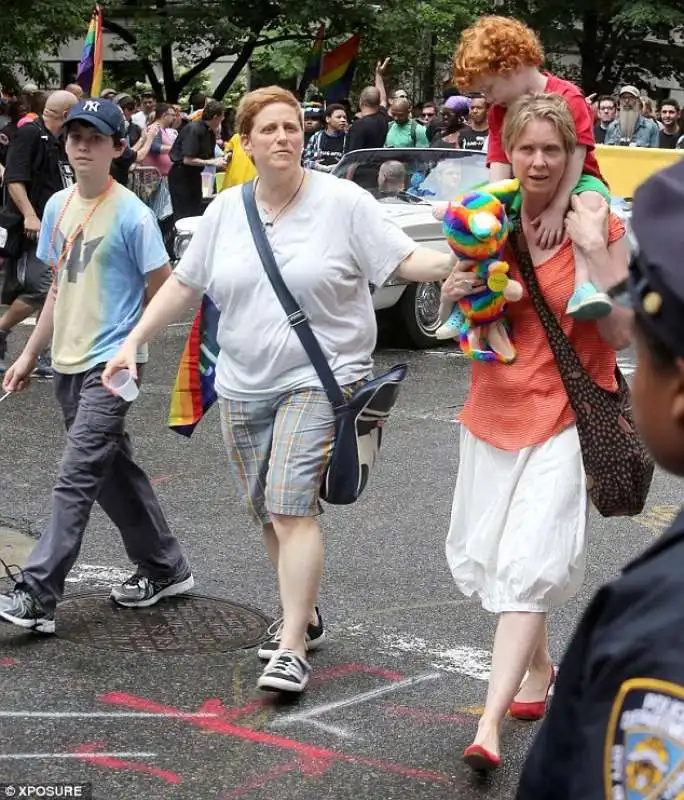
[219,381,365,525]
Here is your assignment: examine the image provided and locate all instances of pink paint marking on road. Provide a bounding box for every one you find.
[72,742,182,784]
[150,475,173,486]
[99,692,452,785]
[193,664,406,723]
[221,754,330,799]
[311,664,405,684]
[1,657,16,666]
[384,704,472,727]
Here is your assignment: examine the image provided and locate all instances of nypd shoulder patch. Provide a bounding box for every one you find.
[605,678,684,799]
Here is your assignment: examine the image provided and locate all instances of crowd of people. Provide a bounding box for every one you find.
[1,13,684,796]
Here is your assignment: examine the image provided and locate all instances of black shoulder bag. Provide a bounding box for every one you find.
[509,215,654,517]
[241,180,407,505]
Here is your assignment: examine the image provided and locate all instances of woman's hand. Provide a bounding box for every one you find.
[565,195,608,253]
[102,339,139,392]
[441,261,484,302]
[2,351,38,393]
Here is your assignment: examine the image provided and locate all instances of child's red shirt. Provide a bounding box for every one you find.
[487,73,604,182]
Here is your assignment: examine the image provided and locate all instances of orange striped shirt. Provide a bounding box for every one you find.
[459,214,625,450]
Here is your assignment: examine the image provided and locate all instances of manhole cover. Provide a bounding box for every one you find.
[56,592,271,654]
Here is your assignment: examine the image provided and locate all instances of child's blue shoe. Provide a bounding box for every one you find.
[435,307,465,340]
[566,282,612,320]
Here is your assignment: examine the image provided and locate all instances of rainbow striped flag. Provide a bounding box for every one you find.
[167,295,220,437]
[76,5,104,98]
[298,24,326,97]
[318,34,361,102]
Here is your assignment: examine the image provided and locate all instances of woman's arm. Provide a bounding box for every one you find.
[585,237,632,350]
[395,247,454,282]
[565,197,632,350]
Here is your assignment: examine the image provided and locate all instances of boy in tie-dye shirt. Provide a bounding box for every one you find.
[0,98,193,634]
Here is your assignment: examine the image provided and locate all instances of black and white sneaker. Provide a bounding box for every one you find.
[257,649,312,693]
[258,606,325,661]
[110,567,195,608]
[0,560,55,634]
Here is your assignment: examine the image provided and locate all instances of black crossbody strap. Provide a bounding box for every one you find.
[509,215,592,379]
[241,180,347,411]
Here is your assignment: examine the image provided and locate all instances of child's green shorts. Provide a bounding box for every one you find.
[572,173,611,201]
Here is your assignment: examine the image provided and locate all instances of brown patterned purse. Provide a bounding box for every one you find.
[509,219,654,517]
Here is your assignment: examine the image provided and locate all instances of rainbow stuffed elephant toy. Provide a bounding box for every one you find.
[434,179,523,364]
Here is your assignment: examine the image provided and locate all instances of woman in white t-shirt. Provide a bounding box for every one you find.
[103,86,456,695]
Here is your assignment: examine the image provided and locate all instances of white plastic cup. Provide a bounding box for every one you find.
[109,369,139,402]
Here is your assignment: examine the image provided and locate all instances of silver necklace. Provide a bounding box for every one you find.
[257,171,307,227]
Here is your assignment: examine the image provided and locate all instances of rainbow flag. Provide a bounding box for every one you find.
[76,5,104,98]
[298,24,326,97]
[167,295,220,437]
[318,34,361,102]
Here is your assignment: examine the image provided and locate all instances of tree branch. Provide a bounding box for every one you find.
[176,48,228,92]
[211,40,258,100]
[102,16,163,97]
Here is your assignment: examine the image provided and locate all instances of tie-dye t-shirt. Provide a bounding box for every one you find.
[37,181,168,374]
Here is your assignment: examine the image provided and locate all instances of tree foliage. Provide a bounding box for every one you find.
[498,0,684,94]
[99,0,380,101]
[0,0,93,90]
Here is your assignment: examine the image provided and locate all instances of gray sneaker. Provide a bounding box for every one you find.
[110,567,195,608]
[0,330,8,374]
[32,352,53,379]
[0,560,55,634]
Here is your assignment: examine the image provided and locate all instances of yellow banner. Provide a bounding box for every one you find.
[596,144,684,198]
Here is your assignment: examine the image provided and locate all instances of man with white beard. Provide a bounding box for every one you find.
[604,85,659,147]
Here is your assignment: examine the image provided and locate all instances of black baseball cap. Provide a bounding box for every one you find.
[64,97,127,138]
[628,158,684,358]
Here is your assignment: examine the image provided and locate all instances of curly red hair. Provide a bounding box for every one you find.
[453,16,544,90]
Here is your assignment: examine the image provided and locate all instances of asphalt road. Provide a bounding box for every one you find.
[0,318,677,800]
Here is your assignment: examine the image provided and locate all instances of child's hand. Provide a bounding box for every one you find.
[532,205,566,250]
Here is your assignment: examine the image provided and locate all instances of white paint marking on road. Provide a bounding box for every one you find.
[305,719,355,739]
[0,711,219,718]
[64,564,131,585]
[271,672,441,727]
[0,752,158,760]
[342,626,492,681]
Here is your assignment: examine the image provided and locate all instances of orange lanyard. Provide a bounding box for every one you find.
[48,176,114,277]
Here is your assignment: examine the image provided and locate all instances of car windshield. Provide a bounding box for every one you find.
[332,148,489,203]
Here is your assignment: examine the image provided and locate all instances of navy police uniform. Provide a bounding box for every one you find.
[517,158,684,799]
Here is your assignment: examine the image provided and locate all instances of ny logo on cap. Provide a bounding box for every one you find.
[83,100,100,113]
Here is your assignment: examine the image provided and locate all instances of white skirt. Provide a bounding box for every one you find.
[445,424,588,614]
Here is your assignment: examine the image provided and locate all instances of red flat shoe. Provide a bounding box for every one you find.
[463,744,501,772]
[509,665,556,721]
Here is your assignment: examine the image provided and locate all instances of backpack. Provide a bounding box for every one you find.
[387,119,417,147]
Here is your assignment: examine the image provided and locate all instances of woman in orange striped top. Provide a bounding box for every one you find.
[443,93,633,771]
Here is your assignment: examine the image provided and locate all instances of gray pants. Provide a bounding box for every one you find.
[23,365,188,612]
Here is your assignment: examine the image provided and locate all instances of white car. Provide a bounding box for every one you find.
[174,147,633,348]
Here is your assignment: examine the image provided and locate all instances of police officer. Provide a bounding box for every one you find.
[517,157,684,799]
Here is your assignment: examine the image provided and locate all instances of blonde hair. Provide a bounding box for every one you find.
[453,16,544,90]
[236,86,303,136]
[502,92,577,154]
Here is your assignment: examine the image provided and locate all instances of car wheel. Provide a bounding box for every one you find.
[397,281,443,349]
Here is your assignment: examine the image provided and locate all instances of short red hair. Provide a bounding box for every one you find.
[236,86,303,136]
[453,16,544,90]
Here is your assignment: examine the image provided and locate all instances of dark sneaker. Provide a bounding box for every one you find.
[0,330,8,374]
[258,606,325,660]
[257,649,312,693]
[110,567,194,608]
[32,352,53,379]
[0,560,55,634]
